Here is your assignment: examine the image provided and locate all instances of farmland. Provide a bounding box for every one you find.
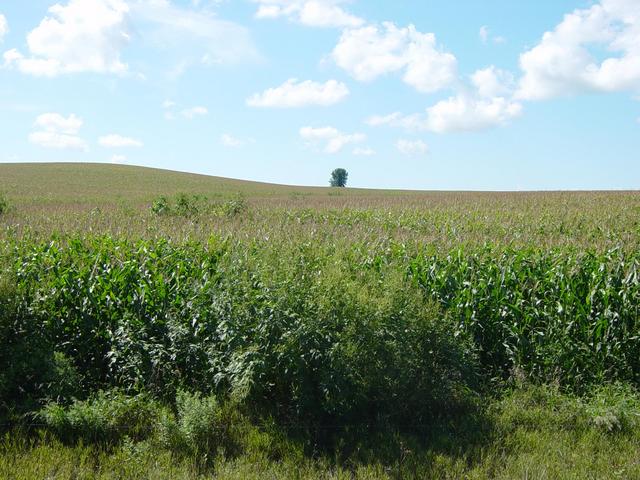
[1,163,640,479]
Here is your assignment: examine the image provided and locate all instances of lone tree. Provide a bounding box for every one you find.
[330,168,348,187]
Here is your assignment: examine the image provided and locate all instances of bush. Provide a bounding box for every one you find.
[585,383,640,433]
[157,391,245,462]
[151,196,170,215]
[210,252,480,429]
[221,195,247,218]
[39,390,161,444]
[150,193,248,218]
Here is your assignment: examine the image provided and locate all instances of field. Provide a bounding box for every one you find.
[1,163,640,479]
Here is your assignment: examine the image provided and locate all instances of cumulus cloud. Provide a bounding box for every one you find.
[300,126,365,154]
[4,0,130,76]
[99,134,143,148]
[34,112,83,134]
[332,22,457,93]
[367,65,522,134]
[423,94,522,133]
[29,113,88,150]
[110,154,127,163]
[471,66,515,98]
[396,139,428,156]
[517,0,640,100]
[3,0,260,77]
[254,0,364,28]
[0,14,8,43]
[247,78,349,108]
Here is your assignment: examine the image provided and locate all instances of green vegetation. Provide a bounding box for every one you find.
[0,193,8,216]
[1,163,639,478]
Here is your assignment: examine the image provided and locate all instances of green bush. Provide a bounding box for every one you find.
[150,193,248,218]
[151,196,170,215]
[221,195,247,217]
[157,391,245,462]
[39,390,161,444]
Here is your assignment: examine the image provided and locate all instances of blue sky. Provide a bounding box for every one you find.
[0,0,638,190]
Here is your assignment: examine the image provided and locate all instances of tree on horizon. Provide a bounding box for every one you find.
[330,168,348,187]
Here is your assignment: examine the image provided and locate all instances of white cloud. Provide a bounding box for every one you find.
[99,134,143,148]
[365,96,522,134]
[220,134,244,148]
[471,66,515,98]
[29,113,87,150]
[34,113,83,134]
[424,94,522,133]
[396,139,427,156]
[247,78,349,108]
[132,0,261,70]
[352,146,375,156]
[4,0,130,77]
[367,65,521,134]
[4,0,260,77]
[300,126,365,154]
[181,106,208,119]
[0,14,8,43]
[110,154,127,163]
[162,100,176,109]
[332,22,457,93]
[254,0,364,28]
[29,131,88,150]
[517,0,640,100]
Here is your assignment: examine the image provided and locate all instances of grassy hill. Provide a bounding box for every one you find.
[0,162,426,206]
[0,162,310,205]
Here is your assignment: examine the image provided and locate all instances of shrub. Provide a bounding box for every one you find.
[39,390,161,444]
[157,391,245,462]
[151,196,170,215]
[221,195,247,218]
[585,383,640,433]
[174,193,202,217]
[210,252,480,429]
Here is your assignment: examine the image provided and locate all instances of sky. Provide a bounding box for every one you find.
[0,0,638,190]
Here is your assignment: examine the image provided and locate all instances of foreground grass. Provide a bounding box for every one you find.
[2,386,640,479]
